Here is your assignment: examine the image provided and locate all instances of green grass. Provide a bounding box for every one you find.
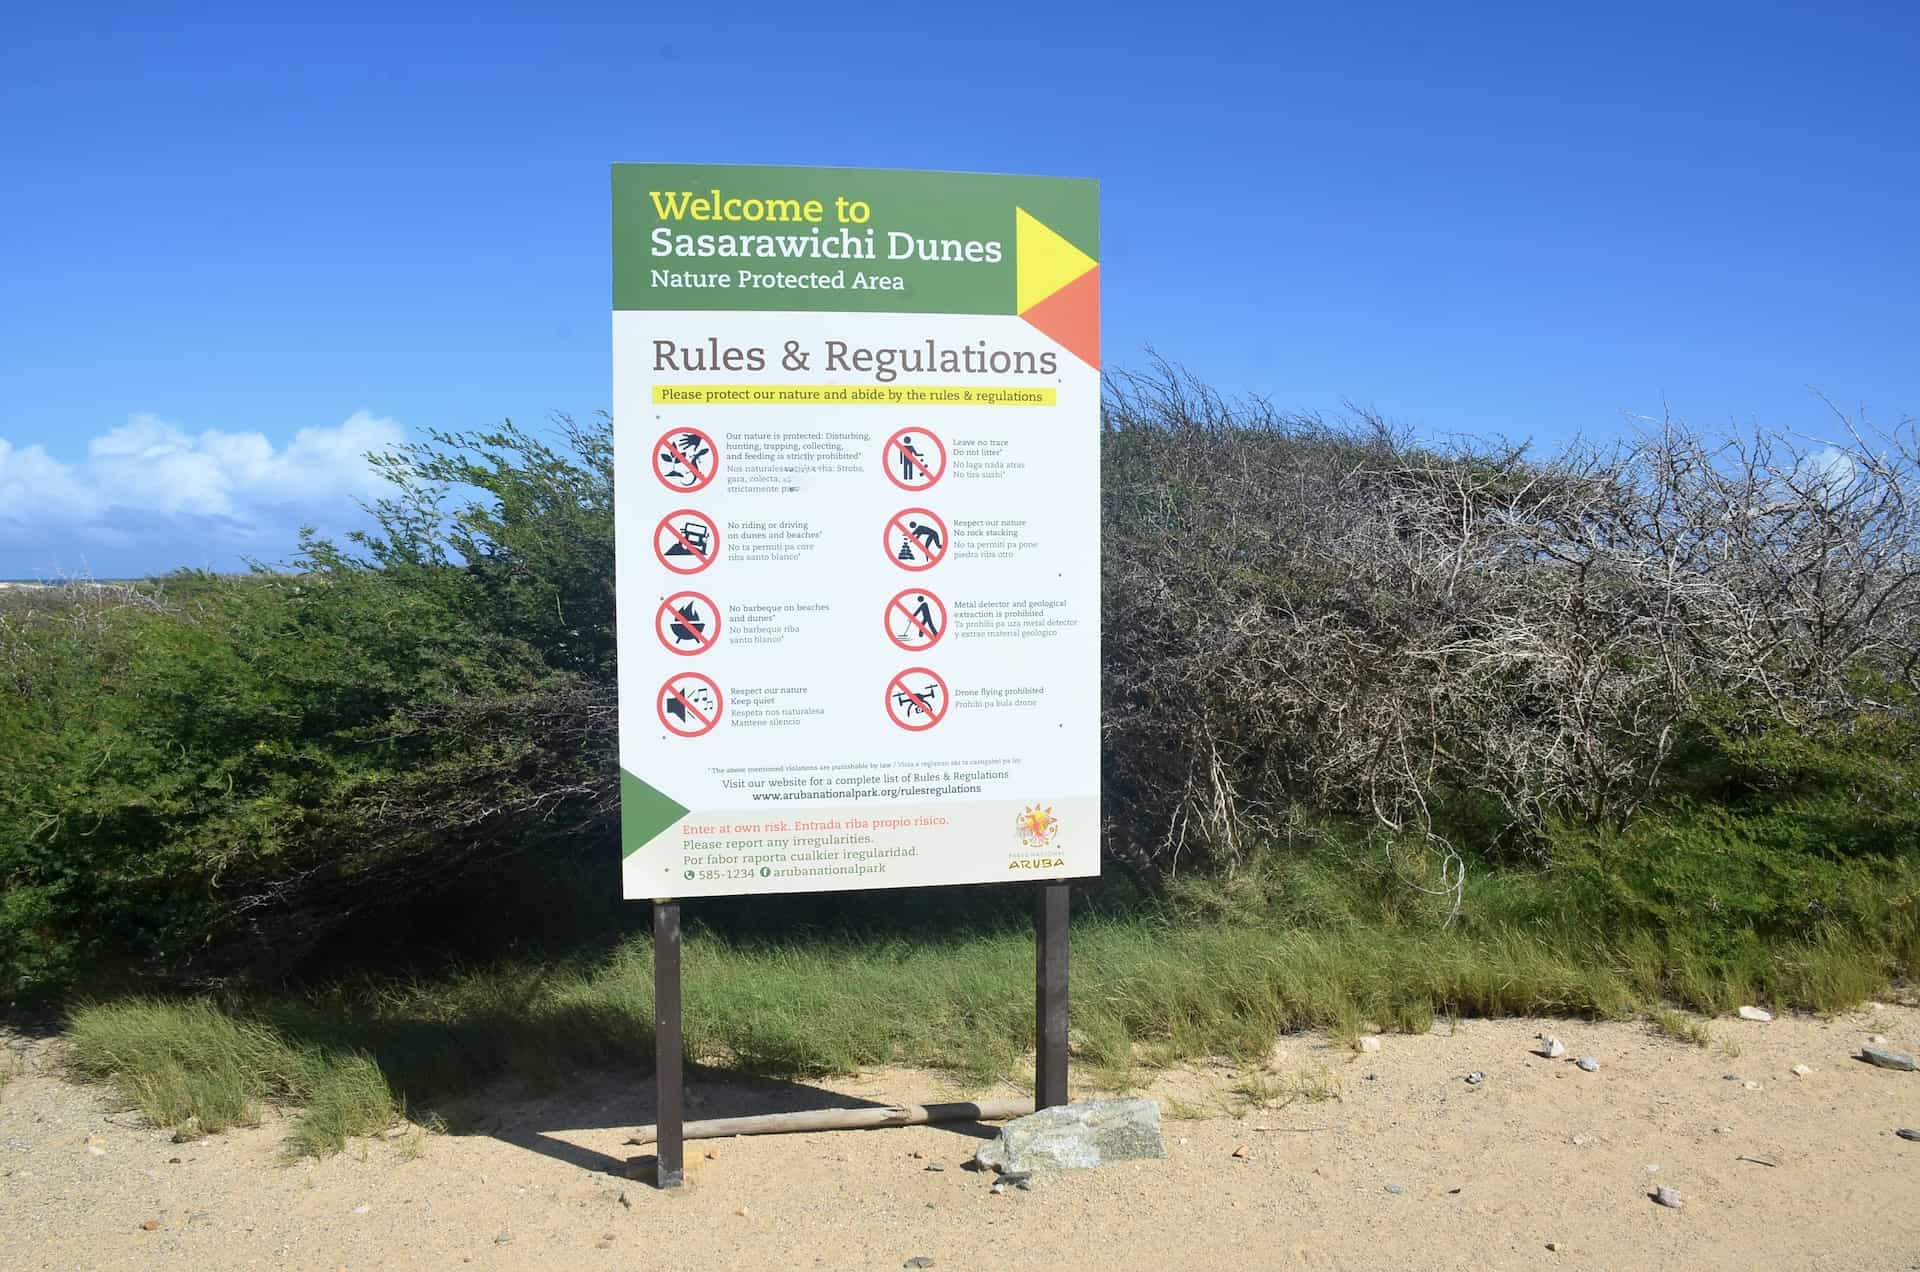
[65,998,399,1157]
[1647,1007,1714,1047]
[59,841,1920,1156]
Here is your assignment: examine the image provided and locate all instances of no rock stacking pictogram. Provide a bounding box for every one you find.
[883,427,945,492]
[656,590,722,656]
[654,427,719,493]
[657,673,723,737]
[654,510,719,575]
[885,666,950,731]
[885,508,948,571]
[885,587,947,652]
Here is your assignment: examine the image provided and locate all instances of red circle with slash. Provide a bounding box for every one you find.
[656,590,722,656]
[653,426,720,494]
[884,587,947,653]
[882,427,945,492]
[653,509,720,575]
[657,673,723,737]
[884,666,950,732]
[883,508,948,572]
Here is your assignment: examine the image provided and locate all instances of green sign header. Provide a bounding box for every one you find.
[612,163,1098,316]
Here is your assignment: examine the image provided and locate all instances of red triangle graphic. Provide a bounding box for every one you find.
[1020,265,1099,370]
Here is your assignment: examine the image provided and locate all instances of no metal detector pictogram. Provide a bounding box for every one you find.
[885,666,950,732]
[657,673,723,737]
[654,509,720,575]
[656,590,722,656]
[884,587,947,652]
[653,427,719,493]
[884,507,948,571]
[883,427,945,492]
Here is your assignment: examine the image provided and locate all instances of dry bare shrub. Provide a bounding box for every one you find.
[1101,363,1919,890]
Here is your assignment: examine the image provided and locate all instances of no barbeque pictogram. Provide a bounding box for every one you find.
[883,427,945,492]
[885,508,948,571]
[657,673,723,737]
[656,590,722,655]
[886,666,950,731]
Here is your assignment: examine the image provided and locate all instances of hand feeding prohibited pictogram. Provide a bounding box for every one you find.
[658,673,723,737]
[883,427,945,492]
[654,510,719,575]
[886,666,949,731]
[656,590,722,655]
[885,508,948,571]
[885,587,946,652]
[653,427,718,492]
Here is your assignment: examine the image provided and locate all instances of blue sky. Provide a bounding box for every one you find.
[2,1,1916,577]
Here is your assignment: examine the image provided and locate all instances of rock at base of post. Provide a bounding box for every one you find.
[973,1098,1166,1174]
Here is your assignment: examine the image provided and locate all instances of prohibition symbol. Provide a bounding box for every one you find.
[883,427,945,492]
[654,427,719,493]
[656,590,722,656]
[885,507,948,571]
[886,666,949,731]
[657,673,723,737]
[654,509,719,575]
[885,587,946,652]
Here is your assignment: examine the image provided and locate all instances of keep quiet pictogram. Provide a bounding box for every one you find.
[885,587,946,652]
[657,673,723,737]
[653,427,719,493]
[654,510,720,574]
[885,666,949,731]
[883,427,945,491]
[656,590,722,655]
[885,507,948,571]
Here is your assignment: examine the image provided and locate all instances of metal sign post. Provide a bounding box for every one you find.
[1035,881,1070,1109]
[652,900,684,1188]
[647,880,1069,1188]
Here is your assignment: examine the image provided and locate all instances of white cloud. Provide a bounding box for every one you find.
[0,411,405,573]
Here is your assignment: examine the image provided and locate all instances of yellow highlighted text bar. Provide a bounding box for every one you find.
[652,384,1055,407]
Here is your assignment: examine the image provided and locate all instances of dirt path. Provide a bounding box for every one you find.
[5,1006,1919,1271]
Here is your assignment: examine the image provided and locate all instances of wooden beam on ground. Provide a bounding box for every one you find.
[625,1098,1033,1147]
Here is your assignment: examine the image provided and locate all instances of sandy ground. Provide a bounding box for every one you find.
[5,1006,1920,1272]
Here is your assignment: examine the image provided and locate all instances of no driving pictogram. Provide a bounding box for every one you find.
[657,673,723,737]
[883,427,945,491]
[886,667,949,731]
[654,510,719,575]
[654,427,719,493]
[885,507,948,571]
[885,587,947,652]
[656,590,722,656]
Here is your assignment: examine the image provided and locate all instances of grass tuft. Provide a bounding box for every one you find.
[54,848,1917,1157]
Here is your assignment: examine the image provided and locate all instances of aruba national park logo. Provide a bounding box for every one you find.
[1015,804,1061,850]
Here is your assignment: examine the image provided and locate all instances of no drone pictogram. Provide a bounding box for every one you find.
[885,666,949,731]
[656,590,722,656]
[883,427,945,492]
[657,673,723,737]
[884,508,948,571]
[884,587,947,652]
[653,427,719,493]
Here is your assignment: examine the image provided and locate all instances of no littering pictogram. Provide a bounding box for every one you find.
[657,673,723,737]
[656,590,722,656]
[883,427,945,492]
[886,666,949,731]
[885,587,946,652]
[654,509,719,575]
[885,508,948,571]
[654,427,719,493]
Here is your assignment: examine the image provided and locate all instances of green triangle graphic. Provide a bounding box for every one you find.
[621,767,689,859]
